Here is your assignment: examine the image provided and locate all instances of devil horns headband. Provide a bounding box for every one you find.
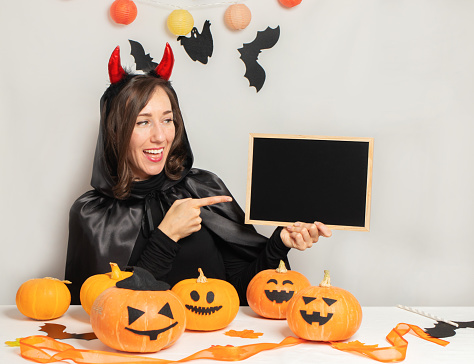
[108,42,175,83]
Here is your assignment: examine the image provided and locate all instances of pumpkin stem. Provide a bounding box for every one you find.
[319,270,331,287]
[109,262,122,280]
[276,260,288,273]
[44,277,72,284]
[197,268,208,283]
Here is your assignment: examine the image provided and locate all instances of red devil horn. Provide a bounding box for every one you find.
[108,46,127,84]
[155,43,174,81]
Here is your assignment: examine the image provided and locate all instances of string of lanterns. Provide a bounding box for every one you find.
[109,0,303,34]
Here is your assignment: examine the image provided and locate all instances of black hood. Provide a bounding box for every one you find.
[90,89,194,200]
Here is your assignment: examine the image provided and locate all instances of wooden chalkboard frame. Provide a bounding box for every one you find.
[245,134,374,231]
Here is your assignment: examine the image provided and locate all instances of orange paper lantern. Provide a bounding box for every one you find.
[224,4,251,30]
[110,0,137,25]
[167,10,194,36]
[279,0,302,8]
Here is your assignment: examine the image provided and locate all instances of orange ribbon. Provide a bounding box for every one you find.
[18,323,448,364]
[331,323,449,362]
[19,335,305,364]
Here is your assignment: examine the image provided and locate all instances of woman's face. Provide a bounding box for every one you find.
[128,87,176,181]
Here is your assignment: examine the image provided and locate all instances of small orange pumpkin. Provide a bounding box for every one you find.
[90,267,186,353]
[247,260,311,319]
[171,268,239,331]
[80,262,133,315]
[16,277,71,320]
[286,270,362,341]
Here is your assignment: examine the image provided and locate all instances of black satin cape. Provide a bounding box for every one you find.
[65,94,276,304]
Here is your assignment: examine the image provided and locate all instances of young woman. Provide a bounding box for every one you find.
[65,44,331,305]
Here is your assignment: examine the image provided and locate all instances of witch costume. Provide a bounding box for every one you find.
[65,44,290,306]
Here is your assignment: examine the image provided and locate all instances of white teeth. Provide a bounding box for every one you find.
[144,149,163,154]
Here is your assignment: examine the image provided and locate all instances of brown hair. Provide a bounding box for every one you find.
[101,75,187,199]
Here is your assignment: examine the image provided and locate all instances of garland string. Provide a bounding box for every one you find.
[136,0,245,9]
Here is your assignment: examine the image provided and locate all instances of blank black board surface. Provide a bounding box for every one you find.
[245,134,374,231]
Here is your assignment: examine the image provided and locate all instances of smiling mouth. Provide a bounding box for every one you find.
[144,148,163,162]
[185,305,222,315]
[125,321,178,340]
[300,310,333,326]
[264,290,294,303]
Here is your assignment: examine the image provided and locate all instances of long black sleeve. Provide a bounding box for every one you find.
[130,228,180,280]
[218,227,291,305]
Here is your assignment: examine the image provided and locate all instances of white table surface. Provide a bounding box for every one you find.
[1,305,473,363]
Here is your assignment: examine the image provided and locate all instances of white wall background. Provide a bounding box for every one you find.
[1,0,474,306]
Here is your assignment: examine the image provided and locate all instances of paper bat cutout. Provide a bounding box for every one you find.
[39,323,97,341]
[178,20,213,64]
[238,26,280,92]
[424,320,474,338]
[129,39,158,72]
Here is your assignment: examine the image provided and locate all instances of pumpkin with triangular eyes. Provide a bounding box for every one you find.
[90,267,186,352]
[171,268,239,331]
[247,260,311,319]
[286,270,362,341]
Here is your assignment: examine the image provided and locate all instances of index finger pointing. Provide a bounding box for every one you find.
[194,196,233,207]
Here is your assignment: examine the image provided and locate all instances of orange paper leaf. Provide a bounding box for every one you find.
[224,329,263,339]
[5,338,22,347]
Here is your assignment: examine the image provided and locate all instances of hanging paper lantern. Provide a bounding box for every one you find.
[224,4,251,30]
[279,0,302,8]
[167,10,194,36]
[110,0,137,25]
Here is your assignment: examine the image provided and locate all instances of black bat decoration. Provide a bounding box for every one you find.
[39,323,97,340]
[177,20,213,64]
[424,320,474,338]
[238,26,281,92]
[129,39,158,72]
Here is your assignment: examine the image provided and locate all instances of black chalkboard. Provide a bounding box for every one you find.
[245,134,374,231]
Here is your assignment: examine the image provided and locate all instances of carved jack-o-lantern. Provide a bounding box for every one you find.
[247,260,311,319]
[171,268,239,331]
[286,270,362,341]
[90,267,186,352]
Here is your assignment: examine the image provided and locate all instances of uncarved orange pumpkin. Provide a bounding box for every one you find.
[171,268,239,331]
[16,277,71,320]
[80,262,133,315]
[286,270,362,341]
[90,267,186,353]
[247,260,310,319]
